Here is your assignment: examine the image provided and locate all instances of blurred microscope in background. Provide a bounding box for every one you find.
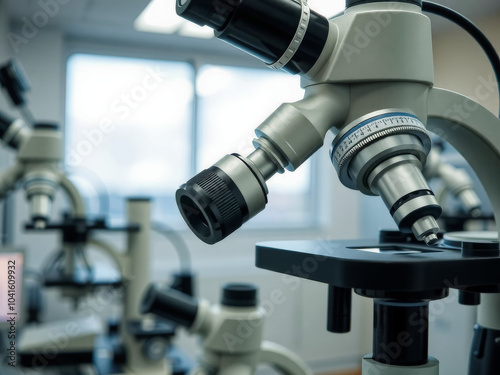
[0,59,194,375]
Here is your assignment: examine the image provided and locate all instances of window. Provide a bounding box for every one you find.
[196,65,310,226]
[65,53,314,229]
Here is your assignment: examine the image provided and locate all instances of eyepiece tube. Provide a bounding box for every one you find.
[141,284,199,328]
[176,154,268,244]
[0,111,13,140]
[177,0,329,74]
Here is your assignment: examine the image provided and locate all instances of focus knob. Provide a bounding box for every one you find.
[221,283,258,307]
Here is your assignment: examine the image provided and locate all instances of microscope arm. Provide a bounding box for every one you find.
[86,236,127,276]
[426,87,500,233]
[59,172,86,218]
[424,148,482,216]
[427,87,500,336]
[259,341,313,375]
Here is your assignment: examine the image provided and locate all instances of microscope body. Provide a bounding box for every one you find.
[176,1,441,246]
[189,300,266,375]
[0,120,177,374]
[423,147,482,218]
[0,117,86,226]
[266,2,440,243]
[142,283,312,375]
[175,0,500,374]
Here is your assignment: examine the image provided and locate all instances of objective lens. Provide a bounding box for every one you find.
[330,112,441,244]
[141,284,199,328]
[177,0,329,74]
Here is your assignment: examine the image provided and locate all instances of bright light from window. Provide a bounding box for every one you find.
[66,55,319,229]
[134,0,345,38]
[135,0,213,38]
[309,0,346,18]
[66,54,194,223]
[197,65,313,226]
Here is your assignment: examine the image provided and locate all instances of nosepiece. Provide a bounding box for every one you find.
[330,111,441,245]
[176,154,267,244]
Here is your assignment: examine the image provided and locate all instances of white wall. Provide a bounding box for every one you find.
[432,13,500,117]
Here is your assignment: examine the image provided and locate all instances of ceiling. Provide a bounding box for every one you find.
[2,0,500,56]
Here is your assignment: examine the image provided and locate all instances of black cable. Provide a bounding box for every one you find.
[152,222,192,272]
[422,1,500,118]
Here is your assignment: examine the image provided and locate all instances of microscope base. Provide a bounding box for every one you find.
[362,356,439,375]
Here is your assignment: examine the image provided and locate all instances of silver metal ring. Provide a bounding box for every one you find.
[336,125,430,173]
[267,0,310,70]
[331,112,429,171]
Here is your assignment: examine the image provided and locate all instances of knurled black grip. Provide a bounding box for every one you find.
[176,166,248,244]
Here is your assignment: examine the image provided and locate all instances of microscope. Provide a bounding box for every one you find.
[0,62,193,374]
[142,282,312,375]
[173,0,500,374]
[422,146,492,232]
[0,112,85,229]
[423,147,481,218]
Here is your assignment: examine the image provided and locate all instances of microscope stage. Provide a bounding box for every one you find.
[255,239,500,292]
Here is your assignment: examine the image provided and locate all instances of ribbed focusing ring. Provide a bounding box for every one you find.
[196,170,242,227]
[176,166,248,244]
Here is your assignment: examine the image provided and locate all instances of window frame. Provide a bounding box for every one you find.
[63,39,323,233]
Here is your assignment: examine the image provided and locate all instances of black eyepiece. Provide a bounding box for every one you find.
[141,284,199,328]
[0,111,13,139]
[177,154,268,244]
[0,60,31,107]
[177,0,329,75]
[176,166,248,245]
[221,283,258,307]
